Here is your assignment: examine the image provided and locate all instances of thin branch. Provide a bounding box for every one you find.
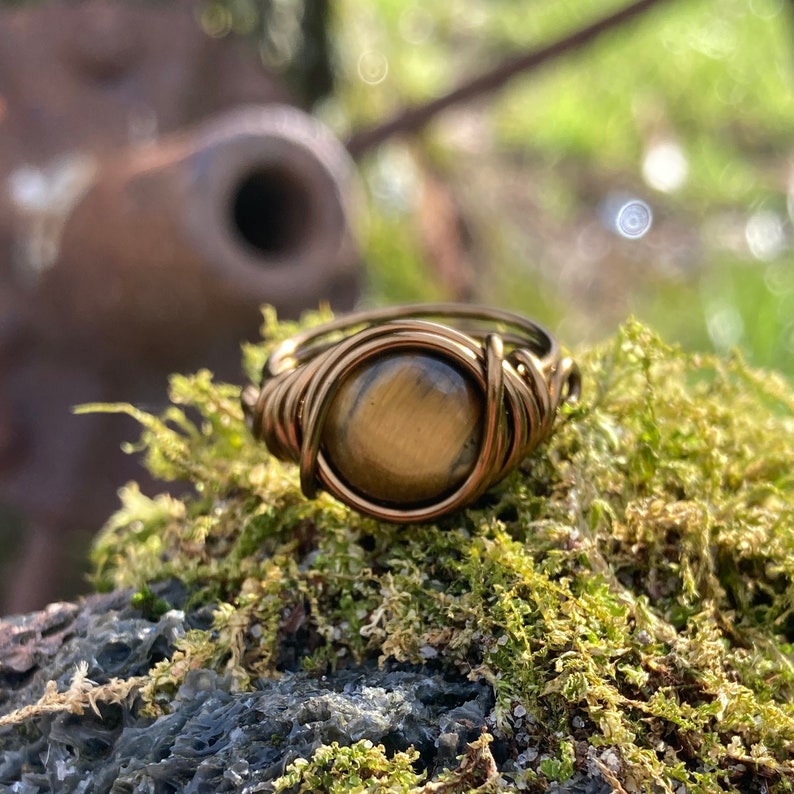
[346,0,676,158]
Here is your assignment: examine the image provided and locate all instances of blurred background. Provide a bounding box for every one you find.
[0,0,791,612]
[311,0,792,370]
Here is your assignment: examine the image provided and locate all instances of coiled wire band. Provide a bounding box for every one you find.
[241,304,580,523]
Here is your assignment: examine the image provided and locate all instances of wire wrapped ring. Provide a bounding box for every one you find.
[241,304,580,523]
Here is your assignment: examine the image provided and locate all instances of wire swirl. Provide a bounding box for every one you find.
[242,304,580,523]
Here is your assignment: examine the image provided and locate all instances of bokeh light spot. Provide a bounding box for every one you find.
[616,199,653,239]
[745,209,787,261]
[750,0,784,20]
[705,302,744,352]
[399,7,434,45]
[642,140,689,193]
[358,50,389,85]
[199,3,232,38]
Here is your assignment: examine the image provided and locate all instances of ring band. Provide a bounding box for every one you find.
[241,304,580,523]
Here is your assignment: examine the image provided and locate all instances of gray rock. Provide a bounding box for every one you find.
[0,584,494,793]
[0,582,616,793]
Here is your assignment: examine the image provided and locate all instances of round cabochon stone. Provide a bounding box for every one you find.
[321,351,483,506]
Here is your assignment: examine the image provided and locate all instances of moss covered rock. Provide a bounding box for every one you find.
[2,314,794,792]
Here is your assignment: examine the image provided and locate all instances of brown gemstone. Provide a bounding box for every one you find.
[321,352,483,507]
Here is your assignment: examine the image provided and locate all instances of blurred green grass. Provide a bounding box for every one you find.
[321,0,794,374]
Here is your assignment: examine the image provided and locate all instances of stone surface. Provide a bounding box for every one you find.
[0,586,615,793]
[321,352,483,506]
[0,585,495,793]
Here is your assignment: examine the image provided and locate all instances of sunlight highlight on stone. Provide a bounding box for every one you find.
[642,140,688,193]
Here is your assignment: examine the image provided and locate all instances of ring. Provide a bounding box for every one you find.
[241,304,580,523]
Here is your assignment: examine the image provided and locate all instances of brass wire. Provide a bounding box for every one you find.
[241,304,580,523]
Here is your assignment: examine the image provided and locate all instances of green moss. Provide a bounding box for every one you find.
[271,733,503,794]
[84,313,794,791]
[129,584,170,621]
[273,740,423,793]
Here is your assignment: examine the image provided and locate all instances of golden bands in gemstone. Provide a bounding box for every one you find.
[241,304,580,523]
[321,351,483,507]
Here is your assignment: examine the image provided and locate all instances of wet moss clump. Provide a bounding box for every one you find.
[82,312,794,792]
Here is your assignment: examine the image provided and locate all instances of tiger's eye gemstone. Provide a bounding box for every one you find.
[321,352,483,507]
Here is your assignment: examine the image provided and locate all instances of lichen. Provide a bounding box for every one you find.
[77,313,794,792]
[0,662,146,728]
